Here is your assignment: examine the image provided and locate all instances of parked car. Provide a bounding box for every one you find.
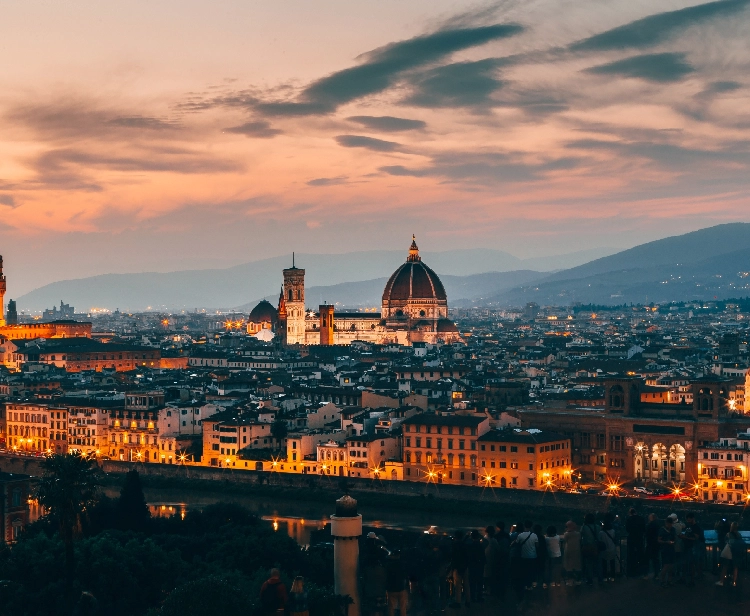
[634,487,653,495]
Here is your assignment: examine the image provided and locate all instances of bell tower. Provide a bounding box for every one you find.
[0,255,6,327]
[282,253,306,345]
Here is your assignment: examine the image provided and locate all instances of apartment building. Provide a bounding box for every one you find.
[401,412,491,485]
[346,434,400,479]
[697,433,750,503]
[476,429,572,489]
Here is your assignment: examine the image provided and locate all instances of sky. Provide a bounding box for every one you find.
[1,0,750,297]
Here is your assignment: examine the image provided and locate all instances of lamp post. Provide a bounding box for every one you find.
[331,495,361,616]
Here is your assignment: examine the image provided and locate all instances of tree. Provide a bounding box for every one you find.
[35,454,100,586]
[117,469,150,532]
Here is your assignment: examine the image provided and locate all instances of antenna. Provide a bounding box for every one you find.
[293,252,295,268]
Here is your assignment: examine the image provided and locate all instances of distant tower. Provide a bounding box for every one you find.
[6,299,17,325]
[0,255,6,327]
[319,304,334,346]
[282,254,306,345]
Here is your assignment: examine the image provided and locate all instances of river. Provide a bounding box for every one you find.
[103,485,569,546]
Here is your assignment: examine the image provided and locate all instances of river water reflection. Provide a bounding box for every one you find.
[104,486,565,546]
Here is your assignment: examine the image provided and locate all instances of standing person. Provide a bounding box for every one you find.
[515,521,539,591]
[495,522,511,600]
[625,508,646,578]
[449,531,469,608]
[680,513,702,588]
[581,513,599,586]
[716,522,746,587]
[669,513,685,582]
[645,513,661,581]
[658,517,677,588]
[533,524,548,589]
[467,530,486,603]
[562,521,582,586]
[508,522,526,602]
[598,516,618,582]
[483,526,499,598]
[260,569,288,616]
[385,551,409,616]
[545,526,563,587]
[288,577,309,616]
[715,518,730,572]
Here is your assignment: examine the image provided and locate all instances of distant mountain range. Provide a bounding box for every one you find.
[14,246,614,312]
[13,224,750,311]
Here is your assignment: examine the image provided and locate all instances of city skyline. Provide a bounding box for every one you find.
[2,0,750,292]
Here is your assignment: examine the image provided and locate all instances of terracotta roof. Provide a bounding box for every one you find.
[382,261,447,302]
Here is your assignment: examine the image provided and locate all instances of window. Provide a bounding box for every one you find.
[527,447,535,454]
[499,445,507,452]
[610,435,623,451]
[510,446,518,453]
[405,438,411,447]
[510,462,518,469]
[499,461,507,468]
[448,439,454,450]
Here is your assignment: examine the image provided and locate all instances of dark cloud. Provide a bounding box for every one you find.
[570,0,750,51]
[7,102,182,141]
[223,120,282,138]
[0,194,15,207]
[22,146,242,192]
[335,135,402,152]
[403,59,506,108]
[703,80,743,95]
[585,53,695,83]
[346,115,426,132]
[566,138,750,171]
[306,176,349,186]
[381,152,581,184]
[108,116,179,130]
[257,23,523,117]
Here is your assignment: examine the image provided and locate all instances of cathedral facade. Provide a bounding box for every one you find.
[247,237,461,347]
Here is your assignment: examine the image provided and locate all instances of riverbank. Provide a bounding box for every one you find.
[3,453,747,527]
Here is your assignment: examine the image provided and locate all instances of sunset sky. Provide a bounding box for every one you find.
[2,0,750,296]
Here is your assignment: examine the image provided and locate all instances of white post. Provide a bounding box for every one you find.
[330,495,362,616]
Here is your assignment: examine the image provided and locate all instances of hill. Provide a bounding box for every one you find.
[14,247,613,312]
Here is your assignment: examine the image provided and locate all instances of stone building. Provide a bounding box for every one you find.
[518,377,750,485]
[270,237,461,347]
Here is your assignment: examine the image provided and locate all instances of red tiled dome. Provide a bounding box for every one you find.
[248,300,278,324]
[383,262,447,302]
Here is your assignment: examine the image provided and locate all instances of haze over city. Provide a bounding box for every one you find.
[2,0,750,298]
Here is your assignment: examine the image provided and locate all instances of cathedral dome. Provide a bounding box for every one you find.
[382,236,447,303]
[248,300,278,325]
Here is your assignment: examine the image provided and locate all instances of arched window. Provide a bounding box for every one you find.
[405,451,411,463]
[288,289,293,301]
[426,452,433,463]
[500,477,507,488]
[470,455,477,467]
[458,454,465,467]
[415,452,422,464]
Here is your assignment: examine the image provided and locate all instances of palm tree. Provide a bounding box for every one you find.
[35,454,100,585]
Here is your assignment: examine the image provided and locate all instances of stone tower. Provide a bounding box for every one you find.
[282,254,306,345]
[0,256,6,327]
[319,304,334,346]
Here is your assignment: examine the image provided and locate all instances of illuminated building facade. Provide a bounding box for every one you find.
[108,392,176,463]
[477,430,572,489]
[518,377,750,485]
[5,403,56,454]
[697,433,750,503]
[402,413,490,485]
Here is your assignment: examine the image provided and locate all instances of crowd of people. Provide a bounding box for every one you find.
[355,509,747,615]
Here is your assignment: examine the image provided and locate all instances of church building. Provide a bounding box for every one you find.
[247,237,461,347]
